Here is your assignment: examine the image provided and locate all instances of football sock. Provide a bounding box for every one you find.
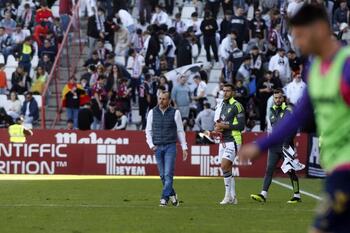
[288,170,300,197]
[223,170,232,198]
[261,190,268,198]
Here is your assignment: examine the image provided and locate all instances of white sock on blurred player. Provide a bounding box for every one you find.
[223,171,232,198]
[231,176,236,198]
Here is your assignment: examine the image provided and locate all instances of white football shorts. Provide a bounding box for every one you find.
[218,142,241,162]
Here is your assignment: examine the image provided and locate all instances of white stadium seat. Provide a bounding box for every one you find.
[4,67,16,81]
[6,55,18,67]
[33,95,42,108]
[31,55,39,68]
[104,43,113,52]
[18,95,25,104]
[0,94,7,108]
[0,53,4,64]
[181,6,196,19]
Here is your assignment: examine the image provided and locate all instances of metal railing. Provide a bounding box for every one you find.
[41,1,83,129]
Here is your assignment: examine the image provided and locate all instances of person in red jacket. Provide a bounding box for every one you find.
[35,3,53,24]
[33,21,49,47]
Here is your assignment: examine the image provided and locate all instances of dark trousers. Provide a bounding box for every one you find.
[262,147,299,194]
[203,35,218,62]
[222,0,233,14]
[130,78,140,103]
[164,0,174,15]
[205,1,220,19]
[258,100,267,131]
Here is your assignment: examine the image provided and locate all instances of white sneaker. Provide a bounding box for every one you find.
[232,196,238,205]
[159,199,168,207]
[220,197,234,205]
[169,194,179,207]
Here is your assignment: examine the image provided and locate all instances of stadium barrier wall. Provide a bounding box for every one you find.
[0,130,310,177]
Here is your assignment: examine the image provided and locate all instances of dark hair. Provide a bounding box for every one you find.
[191,12,198,18]
[288,4,329,27]
[204,103,211,109]
[67,119,74,123]
[223,83,235,90]
[273,88,284,95]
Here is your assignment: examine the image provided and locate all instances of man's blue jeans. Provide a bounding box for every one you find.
[155,143,177,201]
[66,107,79,129]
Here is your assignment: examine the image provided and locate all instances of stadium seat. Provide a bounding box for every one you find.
[33,42,38,57]
[115,56,125,65]
[104,43,113,52]
[4,67,16,81]
[31,55,39,69]
[51,5,60,18]
[0,94,7,108]
[33,95,42,108]
[181,6,196,19]
[209,69,222,83]
[18,95,25,104]
[6,55,18,67]
[0,53,4,64]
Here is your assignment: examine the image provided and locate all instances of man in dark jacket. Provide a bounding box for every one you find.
[200,11,219,62]
[21,92,39,125]
[78,102,94,130]
[231,7,248,49]
[176,32,192,67]
[87,8,106,58]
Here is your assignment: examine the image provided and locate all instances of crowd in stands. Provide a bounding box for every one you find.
[0,0,70,128]
[1,0,342,133]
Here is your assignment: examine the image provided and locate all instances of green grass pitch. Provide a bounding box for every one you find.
[0,178,323,233]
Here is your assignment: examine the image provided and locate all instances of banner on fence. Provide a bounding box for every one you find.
[0,130,308,177]
[307,135,326,178]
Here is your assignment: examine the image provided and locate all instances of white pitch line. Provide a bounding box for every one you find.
[272,179,322,201]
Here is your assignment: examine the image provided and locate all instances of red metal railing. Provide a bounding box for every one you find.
[41,1,83,128]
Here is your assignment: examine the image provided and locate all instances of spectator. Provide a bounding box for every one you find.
[12,24,29,45]
[284,70,306,106]
[192,75,207,112]
[249,9,267,40]
[237,56,252,88]
[127,48,145,103]
[112,108,128,130]
[14,36,35,74]
[32,21,49,47]
[5,91,21,121]
[333,0,348,29]
[172,13,186,34]
[0,63,7,94]
[287,50,303,73]
[268,48,291,86]
[2,2,17,19]
[0,26,12,58]
[38,54,53,73]
[150,5,169,26]
[114,24,129,57]
[21,92,39,126]
[195,102,215,131]
[17,3,34,29]
[257,71,281,131]
[159,30,176,70]
[52,17,64,44]
[220,10,233,41]
[30,66,47,95]
[250,46,264,81]
[39,39,56,61]
[87,7,106,58]
[0,107,13,128]
[104,102,118,130]
[139,73,151,129]
[84,51,102,68]
[205,0,220,19]
[1,11,16,34]
[200,11,219,62]
[235,79,249,108]
[78,102,94,130]
[35,3,53,24]
[11,66,31,94]
[115,9,136,34]
[62,76,90,129]
[95,39,111,61]
[187,12,202,49]
[66,119,75,130]
[176,32,193,67]
[130,28,145,53]
[172,76,191,127]
[231,7,248,49]
[91,75,108,129]
[115,78,131,113]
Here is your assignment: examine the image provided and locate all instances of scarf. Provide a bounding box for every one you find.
[96,15,105,32]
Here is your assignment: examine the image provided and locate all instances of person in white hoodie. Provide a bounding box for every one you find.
[150,5,169,26]
[268,48,291,86]
[115,9,136,34]
[284,70,306,106]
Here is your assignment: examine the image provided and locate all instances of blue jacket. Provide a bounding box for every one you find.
[21,98,39,121]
